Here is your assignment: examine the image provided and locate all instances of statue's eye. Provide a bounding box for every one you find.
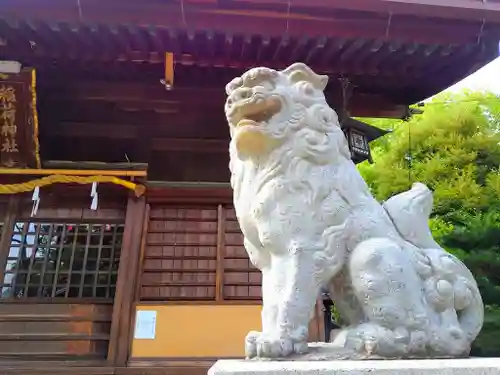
[256,81,274,91]
[296,81,315,95]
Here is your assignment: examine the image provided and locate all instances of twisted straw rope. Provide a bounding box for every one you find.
[0,175,146,197]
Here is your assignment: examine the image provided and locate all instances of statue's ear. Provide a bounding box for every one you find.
[226,77,242,95]
[281,63,329,91]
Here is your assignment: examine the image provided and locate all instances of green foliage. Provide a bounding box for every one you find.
[330,305,343,325]
[357,91,500,356]
[473,305,500,357]
[358,91,500,213]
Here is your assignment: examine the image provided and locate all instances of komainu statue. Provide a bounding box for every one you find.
[224,63,484,360]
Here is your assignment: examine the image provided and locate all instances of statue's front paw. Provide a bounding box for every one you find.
[256,336,294,358]
[245,331,262,358]
[245,328,309,359]
[246,331,294,358]
[247,334,308,358]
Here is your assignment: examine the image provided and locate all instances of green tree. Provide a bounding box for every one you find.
[358,91,500,356]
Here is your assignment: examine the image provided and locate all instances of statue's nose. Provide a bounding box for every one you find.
[227,87,253,107]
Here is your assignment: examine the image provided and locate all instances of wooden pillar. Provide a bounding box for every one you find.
[134,203,150,302]
[108,195,147,366]
[215,204,225,302]
[306,299,327,343]
[0,196,20,288]
[316,299,326,342]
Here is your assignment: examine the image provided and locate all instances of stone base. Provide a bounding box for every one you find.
[227,343,475,361]
[209,357,500,375]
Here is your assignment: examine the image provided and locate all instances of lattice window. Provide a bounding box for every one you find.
[1,221,124,299]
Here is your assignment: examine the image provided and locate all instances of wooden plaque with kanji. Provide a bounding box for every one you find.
[0,68,41,168]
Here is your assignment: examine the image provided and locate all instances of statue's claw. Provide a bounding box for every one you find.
[245,331,306,358]
[245,331,261,358]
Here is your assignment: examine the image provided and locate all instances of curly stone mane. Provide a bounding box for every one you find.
[226,64,354,205]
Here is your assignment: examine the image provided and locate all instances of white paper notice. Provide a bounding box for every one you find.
[134,310,157,339]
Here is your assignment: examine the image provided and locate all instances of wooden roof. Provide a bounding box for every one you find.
[1,0,499,182]
[1,0,500,103]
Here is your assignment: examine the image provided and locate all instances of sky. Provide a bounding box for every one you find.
[437,56,500,96]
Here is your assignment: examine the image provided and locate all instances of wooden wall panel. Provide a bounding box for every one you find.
[140,206,218,301]
[223,207,261,300]
[139,204,262,302]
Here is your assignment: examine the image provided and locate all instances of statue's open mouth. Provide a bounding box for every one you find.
[226,94,281,128]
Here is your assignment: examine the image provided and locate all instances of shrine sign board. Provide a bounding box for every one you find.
[0,68,41,168]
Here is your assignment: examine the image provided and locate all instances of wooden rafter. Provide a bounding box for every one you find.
[1,27,494,104]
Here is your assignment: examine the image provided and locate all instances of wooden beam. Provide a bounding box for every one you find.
[0,168,146,177]
[108,195,147,365]
[347,104,409,119]
[44,115,229,141]
[42,82,207,106]
[39,82,410,118]
[0,177,130,201]
[50,122,137,139]
[163,51,174,88]
[151,138,228,153]
[145,184,233,204]
[42,160,148,171]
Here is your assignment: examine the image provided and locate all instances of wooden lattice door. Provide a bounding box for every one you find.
[0,198,126,361]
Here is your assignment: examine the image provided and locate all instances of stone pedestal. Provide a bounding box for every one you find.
[209,358,500,375]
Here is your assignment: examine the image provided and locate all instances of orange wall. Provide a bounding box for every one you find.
[131,305,262,358]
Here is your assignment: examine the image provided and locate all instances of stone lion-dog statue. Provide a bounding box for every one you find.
[224,63,483,360]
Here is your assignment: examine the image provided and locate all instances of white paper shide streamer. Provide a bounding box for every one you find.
[90,182,98,210]
[31,186,40,217]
